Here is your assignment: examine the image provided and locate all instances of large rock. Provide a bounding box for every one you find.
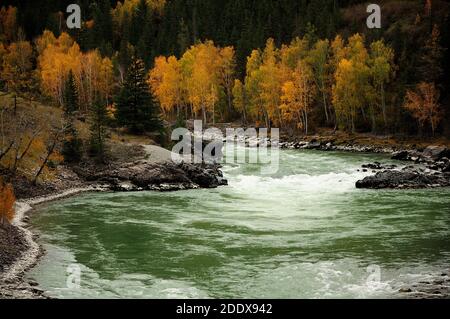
[422,146,450,160]
[391,150,422,162]
[90,161,227,192]
[304,140,322,150]
[391,150,409,161]
[356,170,450,189]
[179,162,226,188]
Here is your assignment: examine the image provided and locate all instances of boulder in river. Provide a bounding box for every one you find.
[356,170,450,189]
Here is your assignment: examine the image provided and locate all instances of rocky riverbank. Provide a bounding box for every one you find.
[277,135,450,190]
[0,222,43,298]
[355,146,450,189]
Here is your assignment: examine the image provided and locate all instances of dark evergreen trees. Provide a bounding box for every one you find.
[116,57,162,134]
[91,0,113,56]
[62,70,82,163]
[89,98,108,162]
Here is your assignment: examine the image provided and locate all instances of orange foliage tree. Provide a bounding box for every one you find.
[1,41,34,94]
[148,55,184,118]
[151,40,236,124]
[0,178,15,225]
[403,82,442,136]
[280,61,316,134]
[38,32,113,111]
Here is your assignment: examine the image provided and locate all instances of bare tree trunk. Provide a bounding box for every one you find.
[351,115,355,134]
[18,129,41,161]
[227,86,233,121]
[202,106,207,125]
[0,141,14,162]
[262,109,270,129]
[33,131,61,184]
[431,116,435,137]
[14,95,17,116]
[304,110,309,136]
[381,83,387,129]
[322,91,329,123]
[10,135,24,175]
[370,104,376,133]
[277,109,283,128]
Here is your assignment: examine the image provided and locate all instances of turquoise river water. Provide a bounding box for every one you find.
[27,148,450,298]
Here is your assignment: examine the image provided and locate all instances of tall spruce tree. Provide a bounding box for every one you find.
[116,57,162,134]
[62,71,82,163]
[89,98,108,163]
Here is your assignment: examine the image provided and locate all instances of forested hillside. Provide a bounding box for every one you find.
[1,0,449,140]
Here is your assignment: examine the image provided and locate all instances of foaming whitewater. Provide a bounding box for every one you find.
[27,148,450,299]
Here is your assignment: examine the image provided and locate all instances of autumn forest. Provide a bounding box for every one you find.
[0,0,449,137]
[0,1,448,193]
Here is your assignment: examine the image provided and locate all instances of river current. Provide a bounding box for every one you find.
[27,148,450,298]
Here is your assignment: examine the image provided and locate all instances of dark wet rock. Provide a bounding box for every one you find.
[87,161,227,192]
[391,150,423,162]
[361,162,397,170]
[391,150,409,161]
[392,147,450,165]
[356,170,450,189]
[426,157,450,171]
[422,146,450,160]
[305,140,322,150]
[361,147,450,190]
[179,162,227,188]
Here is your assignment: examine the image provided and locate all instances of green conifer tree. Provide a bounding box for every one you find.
[62,71,82,163]
[89,98,109,163]
[116,57,162,134]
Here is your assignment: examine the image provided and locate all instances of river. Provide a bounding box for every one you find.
[27,148,450,298]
